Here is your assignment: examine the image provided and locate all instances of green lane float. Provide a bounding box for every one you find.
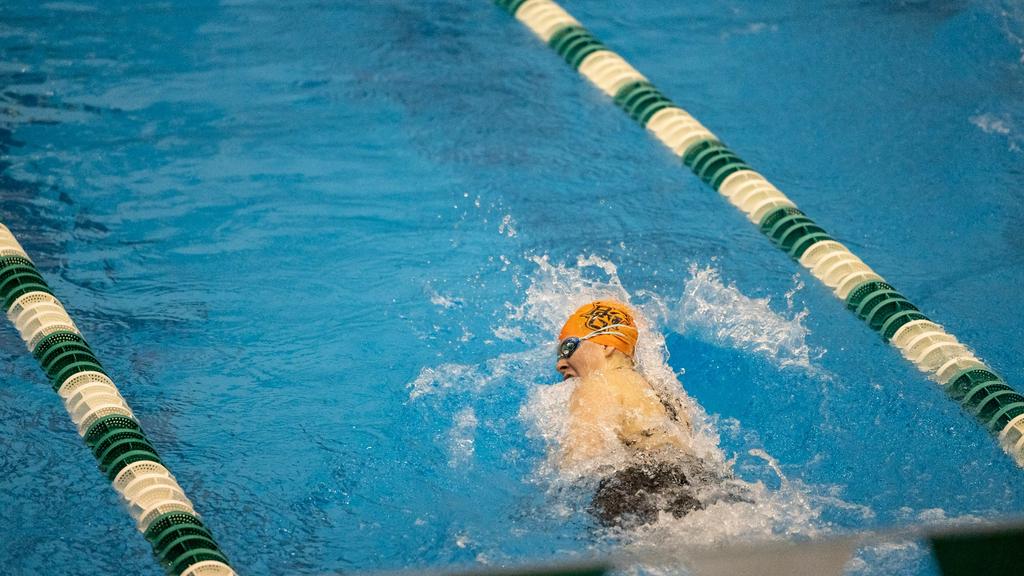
[492,0,1024,463]
[0,223,237,576]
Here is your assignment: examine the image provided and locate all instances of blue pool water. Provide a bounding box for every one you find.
[2,1,1024,574]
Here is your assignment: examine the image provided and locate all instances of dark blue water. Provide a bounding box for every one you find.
[2,1,1023,575]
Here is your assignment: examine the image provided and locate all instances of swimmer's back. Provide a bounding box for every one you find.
[606,368,692,454]
[563,367,692,466]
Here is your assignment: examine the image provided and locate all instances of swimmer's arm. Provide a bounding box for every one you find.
[561,378,621,467]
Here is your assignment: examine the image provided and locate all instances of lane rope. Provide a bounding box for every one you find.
[0,223,237,575]
[492,0,1024,464]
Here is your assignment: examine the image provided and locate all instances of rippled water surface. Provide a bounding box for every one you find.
[2,1,1024,575]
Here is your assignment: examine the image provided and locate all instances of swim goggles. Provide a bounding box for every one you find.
[556,324,630,360]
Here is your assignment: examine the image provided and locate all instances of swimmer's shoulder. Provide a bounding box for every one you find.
[616,369,694,430]
[609,369,659,402]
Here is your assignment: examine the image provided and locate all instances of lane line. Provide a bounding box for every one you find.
[0,223,238,576]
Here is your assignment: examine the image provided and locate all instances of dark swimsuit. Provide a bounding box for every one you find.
[590,454,709,527]
[588,392,734,527]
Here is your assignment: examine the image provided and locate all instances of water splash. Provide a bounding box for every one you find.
[408,362,483,401]
[675,264,820,371]
[429,288,465,310]
[510,257,865,548]
[448,406,478,468]
[499,214,518,238]
[970,113,1022,153]
[407,349,544,400]
[411,255,865,557]
[970,113,1013,136]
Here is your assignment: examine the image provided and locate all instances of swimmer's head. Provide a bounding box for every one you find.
[555,300,639,380]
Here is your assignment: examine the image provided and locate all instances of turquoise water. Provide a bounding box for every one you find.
[2,1,1024,574]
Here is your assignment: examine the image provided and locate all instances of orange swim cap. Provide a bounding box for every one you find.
[558,300,639,358]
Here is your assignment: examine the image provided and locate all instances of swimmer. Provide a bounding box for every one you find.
[556,300,713,526]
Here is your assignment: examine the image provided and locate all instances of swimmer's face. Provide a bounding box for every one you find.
[556,340,611,380]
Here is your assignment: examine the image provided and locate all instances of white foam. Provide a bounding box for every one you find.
[970,113,1012,136]
[448,406,478,468]
[519,378,576,475]
[504,254,631,336]
[406,349,546,400]
[407,362,484,401]
[429,290,464,310]
[499,214,518,238]
[968,110,1023,152]
[492,324,528,342]
[676,264,820,371]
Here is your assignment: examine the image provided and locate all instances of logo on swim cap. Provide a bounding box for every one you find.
[581,303,633,331]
